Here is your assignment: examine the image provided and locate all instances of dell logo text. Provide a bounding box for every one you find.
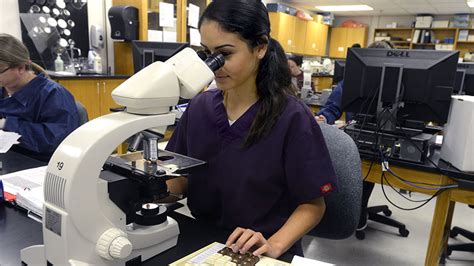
[387,51,410,58]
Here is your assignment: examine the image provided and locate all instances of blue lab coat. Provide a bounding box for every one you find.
[0,73,80,161]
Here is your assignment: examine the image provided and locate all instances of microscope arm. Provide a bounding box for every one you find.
[43,112,175,259]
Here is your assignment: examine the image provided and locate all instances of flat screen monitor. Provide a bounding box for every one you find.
[333,59,345,84]
[132,41,189,73]
[341,48,459,125]
[455,63,474,96]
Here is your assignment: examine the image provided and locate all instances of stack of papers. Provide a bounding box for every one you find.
[0,166,47,220]
[0,130,21,153]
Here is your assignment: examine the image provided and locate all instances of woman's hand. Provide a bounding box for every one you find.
[225,227,282,258]
[315,115,326,124]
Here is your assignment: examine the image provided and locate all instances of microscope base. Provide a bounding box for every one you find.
[21,217,179,265]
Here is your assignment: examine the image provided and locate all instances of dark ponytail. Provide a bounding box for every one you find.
[199,0,296,147]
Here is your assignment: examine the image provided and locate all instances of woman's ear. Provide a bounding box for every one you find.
[256,43,268,59]
[17,64,27,74]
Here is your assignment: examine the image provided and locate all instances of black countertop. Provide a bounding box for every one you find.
[0,151,295,265]
[50,73,131,79]
[311,73,333,78]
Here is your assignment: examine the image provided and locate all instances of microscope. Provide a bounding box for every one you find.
[21,48,224,265]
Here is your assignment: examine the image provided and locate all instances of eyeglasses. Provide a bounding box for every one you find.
[0,66,11,74]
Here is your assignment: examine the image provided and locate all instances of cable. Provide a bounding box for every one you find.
[380,150,457,190]
[386,183,437,203]
[380,171,446,211]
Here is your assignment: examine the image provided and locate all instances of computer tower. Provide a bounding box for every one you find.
[440,96,474,171]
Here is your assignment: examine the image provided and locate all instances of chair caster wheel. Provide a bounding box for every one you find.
[450,230,458,238]
[383,209,392,216]
[399,227,409,237]
[355,230,365,240]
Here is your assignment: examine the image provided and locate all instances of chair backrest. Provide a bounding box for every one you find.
[308,123,362,239]
[75,101,89,125]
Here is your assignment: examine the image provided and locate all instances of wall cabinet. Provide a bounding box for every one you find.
[269,12,328,56]
[304,21,328,56]
[57,78,126,120]
[329,27,368,58]
[269,12,296,52]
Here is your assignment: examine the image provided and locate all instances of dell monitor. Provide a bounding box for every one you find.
[455,62,474,96]
[333,59,345,84]
[132,41,189,73]
[341,48,459,127]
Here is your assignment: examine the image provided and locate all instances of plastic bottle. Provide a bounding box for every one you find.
[87,49,95,70]
[93,54,102,73]
[54,54,64,72]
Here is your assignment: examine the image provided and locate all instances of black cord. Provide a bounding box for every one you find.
[380,172,446,211]
[386,183,435,203]
[379,150,457,188]
[351,85,380,145]
[360,107,393,181]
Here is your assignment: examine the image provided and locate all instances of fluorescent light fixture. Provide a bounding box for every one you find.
[315,5,373,12]
[468,1,474,8]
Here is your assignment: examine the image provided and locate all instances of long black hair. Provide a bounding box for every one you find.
[199,0,296,147]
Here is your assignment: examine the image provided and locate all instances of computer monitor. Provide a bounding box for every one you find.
[455,63,474,96]
[333,59,345,84]
[132,41,189,73]
[341,48,459,126]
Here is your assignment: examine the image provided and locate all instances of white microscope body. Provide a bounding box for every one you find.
[21,48,221,265]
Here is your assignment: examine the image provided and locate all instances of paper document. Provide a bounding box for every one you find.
[0,166,47,219]
[291,255,334,266]
[187,3,200,28]
[159,2,175,27]
[148,30,163,42]
[189,28,201,46]
[0,130,21,153]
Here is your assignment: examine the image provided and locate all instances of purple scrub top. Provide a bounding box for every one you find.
[167,89,338,255]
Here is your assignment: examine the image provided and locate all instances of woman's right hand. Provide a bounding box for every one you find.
[315,115,326,124]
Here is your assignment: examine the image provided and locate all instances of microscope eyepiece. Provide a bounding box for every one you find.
[197,50,208,61]
[204,53,225,72]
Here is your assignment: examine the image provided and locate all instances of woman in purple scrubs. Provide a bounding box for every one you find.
[166,0,338,259]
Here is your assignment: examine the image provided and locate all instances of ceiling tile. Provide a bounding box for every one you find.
[280,0,474,16]
[403,7,438,14]
[427,0,467,3]
[435,8,472,14]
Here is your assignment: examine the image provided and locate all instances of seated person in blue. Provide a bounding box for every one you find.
[315,40,394,124]
[0,34,80,161]
[165,0,338,259]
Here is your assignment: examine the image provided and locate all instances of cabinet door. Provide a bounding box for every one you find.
[316,23,328,56]
[304,21,318,56]
[293,18,307,54]
[346,27,367,50]
[100,79,126,115]
[279,13,296,52]
[329,28,348,58]
[269,12,296,52]
[58,79,101,120]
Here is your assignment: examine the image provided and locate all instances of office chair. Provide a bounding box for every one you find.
[75,101,89,125]
[308,123,362,239]
[446,205,474,258]
[355,182,410,240]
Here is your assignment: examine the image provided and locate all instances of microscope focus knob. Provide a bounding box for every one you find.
[96,228,133,260]
[109,236,133,259]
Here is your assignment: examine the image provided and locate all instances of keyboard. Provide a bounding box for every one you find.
[169,242,290,266]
